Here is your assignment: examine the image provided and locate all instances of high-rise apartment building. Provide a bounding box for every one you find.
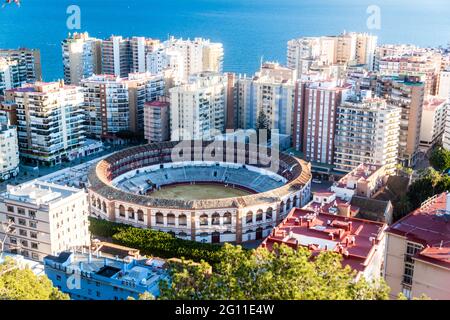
[149,37,223,83]
[236,62,297,137]
[0,57,24,95]
[101,36,132,78]
[170,72,227,141]
[0,180,90,262]
[295,80,350,165]
[334,96,401,174]
[0,123,19,181]
[419,97,447,151]
[81,73,164,138]
[375,46,442,96]
[0,48,42,83]
[62,32,102,85]
[377,76,425,167]
[5,81,85,166]
[143,100,170,143]
[287,32,377,77]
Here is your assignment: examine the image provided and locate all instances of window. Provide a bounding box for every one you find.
[137,210,144,222]
[128,208,135,220]
[7,206,14,213]
[56,275,62,281]
[18,218,26,226]
[223,212,232,225]
[167,214,175,226]
[20,240,28,247]
[10,237,17,244]
[30,231,38,239]
[119,205,125,217]
[19,229,27,237]
[402,286,412,300]
[31,242,38,249]
[7,216,15,223]
[266,207,273,220]
[211,213,220,225]
[31,253,39,260]
[246,211,253,224]
[28,210,36,219]
[29,221,37,228]
[256,210,263,222]
[155,212,164,225]
[17,208,25,215]
[199,214,208,226]
[178,214,187,226]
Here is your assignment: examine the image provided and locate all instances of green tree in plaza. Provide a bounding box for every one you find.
[429,147,450,172]
[159,243,390,300]
[0,258,69,300]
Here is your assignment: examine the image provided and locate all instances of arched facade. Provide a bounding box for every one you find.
[88,141,312,244]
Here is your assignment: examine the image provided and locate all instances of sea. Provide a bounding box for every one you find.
[0,0,449,81]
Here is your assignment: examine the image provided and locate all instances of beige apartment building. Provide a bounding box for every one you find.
[377,75,425,167]
[0,180,90,262]
[385,192,450,300]
[334,96,401,174]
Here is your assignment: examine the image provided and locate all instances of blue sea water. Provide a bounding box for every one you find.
[0,0,449,81]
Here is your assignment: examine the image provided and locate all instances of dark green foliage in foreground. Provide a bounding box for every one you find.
[159,243,390,300]
[88,217,236,265]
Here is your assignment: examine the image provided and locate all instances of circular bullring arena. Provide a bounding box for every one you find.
[88,141,312,244]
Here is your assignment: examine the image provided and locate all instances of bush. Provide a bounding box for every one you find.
[88,217,130,238]
[88,217,233,266]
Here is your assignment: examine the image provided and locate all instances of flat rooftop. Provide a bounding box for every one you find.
[1,180,82,206]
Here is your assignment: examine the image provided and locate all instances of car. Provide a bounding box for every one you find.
[312,178,322,184]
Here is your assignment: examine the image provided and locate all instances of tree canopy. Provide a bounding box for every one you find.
[0,258,69,300]
[158,243,390,300]
[429,147,450,172]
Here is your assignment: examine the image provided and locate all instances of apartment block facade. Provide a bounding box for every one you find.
[62,32,102,85]
[0,48,42,84]
[334,97,401,174]
[5,82,86,166]
[0,123,19,181]
[236,62,297,137]
[0,181,90,262]
[170,72,227,141]
[143,100,170,143]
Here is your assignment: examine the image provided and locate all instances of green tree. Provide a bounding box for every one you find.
[159,243,390,300]
[256,110,271,141]
[429,147,450,172]
[0,258,69,300]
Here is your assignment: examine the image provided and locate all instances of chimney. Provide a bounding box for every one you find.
[347,221,353,232]
[337,203,351,217]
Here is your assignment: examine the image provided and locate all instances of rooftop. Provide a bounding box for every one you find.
[386,192,450,268]
[1,180,82,206]
[334,163,384,189]
[423,97,447,111]
[44,251,169,294]
[260,207,386,274]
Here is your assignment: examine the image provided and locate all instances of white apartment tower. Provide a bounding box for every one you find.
[334,96,401,174]
[149,37,224,83]
[170,72,227,141]
[5,82,86,166]
[62,32,102,85]
[236,62,297,136]
[0,124,19,181]
[0,181,90,262]
[0,58,24,95]
[287,32,377,77]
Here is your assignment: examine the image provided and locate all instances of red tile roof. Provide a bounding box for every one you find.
[386,192,450,268]
[260,207,386,274]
